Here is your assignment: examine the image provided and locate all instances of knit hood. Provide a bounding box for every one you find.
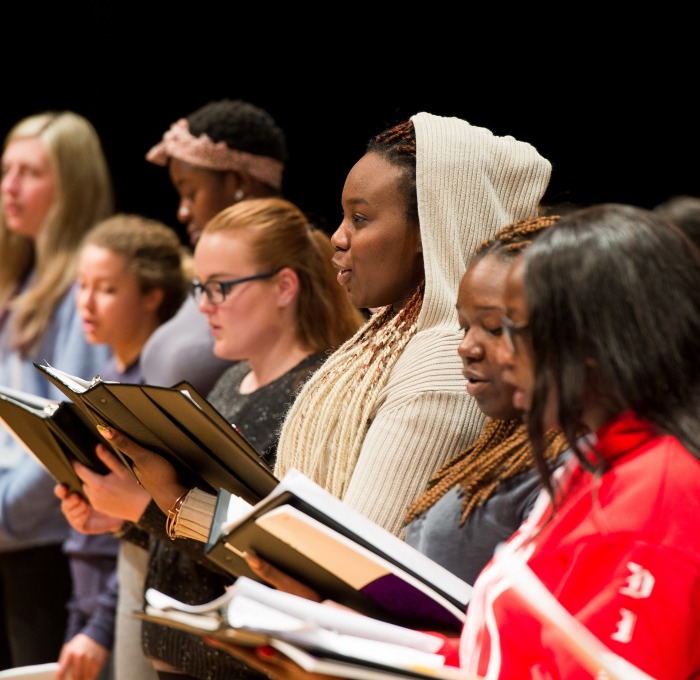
[411,112,551,330]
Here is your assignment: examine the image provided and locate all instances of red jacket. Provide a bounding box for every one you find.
[439,411,700,679]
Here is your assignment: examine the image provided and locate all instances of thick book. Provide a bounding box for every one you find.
[205,469,472,632]
[0,385,110,495]
[139,576,477,680]
[33,363,278,504]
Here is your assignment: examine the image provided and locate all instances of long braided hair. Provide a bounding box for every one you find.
[405,215,568,527]
[274,121,423,497]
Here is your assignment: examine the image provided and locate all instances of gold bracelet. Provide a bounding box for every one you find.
[166,490,190,540]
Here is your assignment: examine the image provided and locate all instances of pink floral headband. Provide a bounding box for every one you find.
[146,118,283,190]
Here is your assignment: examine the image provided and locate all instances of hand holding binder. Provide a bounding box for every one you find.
[33,363,278,505]
[0,385,111,496]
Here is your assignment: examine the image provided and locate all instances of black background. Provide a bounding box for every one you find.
[4,9,696,242]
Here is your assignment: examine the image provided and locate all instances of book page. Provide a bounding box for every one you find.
[230,577,443,653]
[230,594,447,673]
[225,493,254,528]
[145,586,236,615]
[270,640,478,680]
[35,364,96,392]
[255,505,390,588]
[0,387,57,414]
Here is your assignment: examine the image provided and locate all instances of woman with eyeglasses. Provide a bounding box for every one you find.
[59,196,364,680]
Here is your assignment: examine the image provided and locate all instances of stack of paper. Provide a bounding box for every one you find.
[141,576,475,680]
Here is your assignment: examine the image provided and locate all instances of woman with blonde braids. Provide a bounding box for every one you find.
[268,113,553,537]
[403,215,570,586]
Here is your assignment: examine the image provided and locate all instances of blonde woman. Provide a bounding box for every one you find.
[0,111,113,668]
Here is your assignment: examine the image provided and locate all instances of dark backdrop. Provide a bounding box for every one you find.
[4,10,696,242]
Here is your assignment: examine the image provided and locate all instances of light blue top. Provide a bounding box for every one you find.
[0,280,111,551]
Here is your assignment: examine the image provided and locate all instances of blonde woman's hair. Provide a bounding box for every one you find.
[201,197,365,353]
[0,111,114,355]
[80,214,189,325]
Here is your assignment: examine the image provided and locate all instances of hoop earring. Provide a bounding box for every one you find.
[234,189,245,201]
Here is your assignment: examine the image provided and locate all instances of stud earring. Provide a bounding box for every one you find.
[234,189,245,201]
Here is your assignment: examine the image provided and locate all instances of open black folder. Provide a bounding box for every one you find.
[32,363,278,504]
[0,386,110,495]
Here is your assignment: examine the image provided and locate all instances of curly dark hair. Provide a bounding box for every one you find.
[187,98,288,163]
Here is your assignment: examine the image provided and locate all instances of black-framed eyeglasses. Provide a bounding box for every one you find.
[190,268,282,305]
[501,315,531,354]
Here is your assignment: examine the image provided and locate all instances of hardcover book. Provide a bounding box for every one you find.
[205,469,472,631]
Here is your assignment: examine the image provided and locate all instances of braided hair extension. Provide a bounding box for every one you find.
[366,120,419,223]
[404,214,567,527]
[405,419,568,526]
[275,284,423,497]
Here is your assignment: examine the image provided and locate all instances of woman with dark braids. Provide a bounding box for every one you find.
[115,112,552,547]
[403,215,569,586]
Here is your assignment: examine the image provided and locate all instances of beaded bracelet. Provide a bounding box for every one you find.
[166,490,190,540]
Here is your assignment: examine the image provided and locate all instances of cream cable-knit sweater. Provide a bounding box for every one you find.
[178,112,551,541]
